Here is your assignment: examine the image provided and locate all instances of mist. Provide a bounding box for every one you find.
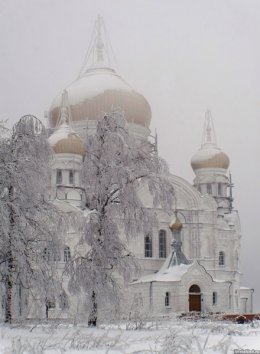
[0,0,259,311]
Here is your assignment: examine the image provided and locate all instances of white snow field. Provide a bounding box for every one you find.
[0,316,260,354]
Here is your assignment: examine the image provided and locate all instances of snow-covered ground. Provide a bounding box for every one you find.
[0,317,260,353]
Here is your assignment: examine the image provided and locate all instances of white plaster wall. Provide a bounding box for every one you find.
[240,288,254,313]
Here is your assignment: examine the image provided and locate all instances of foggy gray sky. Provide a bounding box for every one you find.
[0,0,259,311]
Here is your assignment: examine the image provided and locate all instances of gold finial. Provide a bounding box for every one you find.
[169,211,183,231]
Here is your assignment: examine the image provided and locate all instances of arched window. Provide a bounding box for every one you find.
[212,292,217,305]
[64,246,71,262]
[165,292,170,307]
[144,235,152,258]
[69,170,74,184]
[219,251,225,266]
[56,169,62,184]
[159,230,166,258]
[207,183,212,194]
[189,284,201,293]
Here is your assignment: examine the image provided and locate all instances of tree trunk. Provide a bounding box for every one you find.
[5,254,13,323]
[88,291,97,327]
[5,186,15,324]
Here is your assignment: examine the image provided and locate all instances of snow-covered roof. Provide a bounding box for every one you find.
[51,69,134,108]
[49,66,152,129]
[132,263,192,284]
[212,278,226,283]
[191,145,229,170]
[192,145,221,163]
[240,286,254,290]
[48,123,71,146]
[48,123,85,156]
[52,198,82,213]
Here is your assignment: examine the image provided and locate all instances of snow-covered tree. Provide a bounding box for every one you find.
[67,111,174,325]
[0,115,62,323]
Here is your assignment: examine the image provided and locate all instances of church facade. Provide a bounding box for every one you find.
[45,17,253,318]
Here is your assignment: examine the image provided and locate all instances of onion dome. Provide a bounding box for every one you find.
[49,69,151,128]
[49,17,151,129]
[48,123,85,156]
[48,90,85,156]
[191,110,230,171]
[191,147,229,170]
[169,215,183,231]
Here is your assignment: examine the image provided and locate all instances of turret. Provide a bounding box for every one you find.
[191,110,231,210]
[167,212,191,267]
[48,90,85,205]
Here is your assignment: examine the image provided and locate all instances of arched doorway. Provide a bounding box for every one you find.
[189,284,201,312]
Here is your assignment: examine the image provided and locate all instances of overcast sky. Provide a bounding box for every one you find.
[0,0,259,311]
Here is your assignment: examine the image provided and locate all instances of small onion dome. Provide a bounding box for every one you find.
[48,123,85,156]
[49,67,151,129]
[169,216,183,231]
[191,146,229,171]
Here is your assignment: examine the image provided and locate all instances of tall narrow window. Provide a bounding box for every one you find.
[69,170,74,184]
[207,183,212,194]
[219,251,225,266]
[212,292,217,305]
[218,183,222,196]
[165,292,170,307]
[56,169,62,184]
[144,235,152,258]
[159,230,166,258]
[64,246,71,262]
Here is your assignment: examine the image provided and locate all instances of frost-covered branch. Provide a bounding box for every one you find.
[0,115,64,323]
[67,110,174,326]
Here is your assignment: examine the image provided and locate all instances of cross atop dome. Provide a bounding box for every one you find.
[58,90,72,127]
[96,15,104,62]
[202,109,217,147]
[78,16,117,78]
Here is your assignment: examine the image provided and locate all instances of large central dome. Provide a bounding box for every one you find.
[49,17,151,129]
[49,67,151,128]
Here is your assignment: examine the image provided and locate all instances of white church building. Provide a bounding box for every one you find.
[46,17,253,317]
